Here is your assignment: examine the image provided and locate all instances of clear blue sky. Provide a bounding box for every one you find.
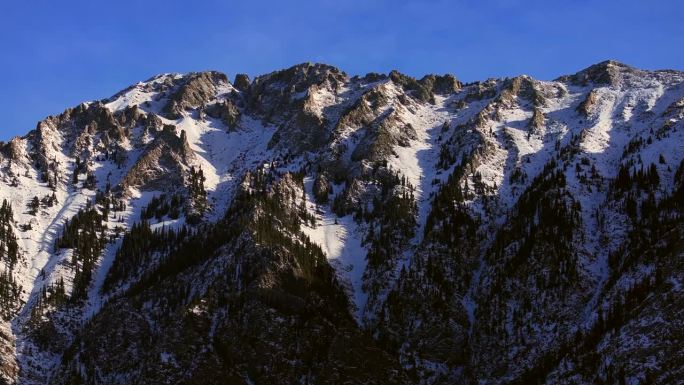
[1,0,682,141]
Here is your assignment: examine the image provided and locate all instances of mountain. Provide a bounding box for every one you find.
[0,60,682,385]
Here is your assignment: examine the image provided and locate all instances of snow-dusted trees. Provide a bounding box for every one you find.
[0,199,21,320]
[141,193,183,221]
[187,166,208,224]
[27,196,40,216]
[0,199,20,269]
[55,201,108,301]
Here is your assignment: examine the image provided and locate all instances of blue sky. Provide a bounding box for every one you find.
[1,0,682,140]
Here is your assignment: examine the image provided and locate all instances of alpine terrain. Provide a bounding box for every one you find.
[0,60,682,384]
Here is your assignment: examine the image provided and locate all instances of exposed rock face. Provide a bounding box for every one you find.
[119,125,192,191]
[313,171,332,204]
[268,109,328,153]
[2,138,27,163]
[0,61,682,385]
[529,107,545,132]
[245,63,348,153]
[419,73,462,95]
[388,71,462,104]
[205,100,241,129]
[557,60,630,86]
[0,325,17,384]
[115,105,144,128]
[389,70,435,103]
[351,109,417,162]
[233,73,251,92]
[246,62,346,119]
[164,71,230,119]
[464,78,498,102]
[577,88,599,117]
[499,75,546,108]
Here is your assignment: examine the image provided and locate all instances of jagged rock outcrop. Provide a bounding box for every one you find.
[205,99,241,129]
[119,125,192,191]
[351,109,417,162]
[233,73,251,92]
[2,138,27,165]
[389,70,435,103]
[241,63,349,153]
[0,325,17,384]
[419,73,462,95]
[246,63,346,119]
[577,88,599,117]
[164,71,229,119]
[313,171,333,204]
[268,109,328,153]
[557,60,630,86]
[529,107,545,132]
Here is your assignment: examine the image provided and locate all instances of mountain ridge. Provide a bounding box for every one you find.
[0,60,682,384]
[5,58,674,144]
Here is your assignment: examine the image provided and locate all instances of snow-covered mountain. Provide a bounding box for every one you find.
[0,61,682,384]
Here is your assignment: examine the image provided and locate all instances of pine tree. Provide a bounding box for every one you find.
[27,196,40,216]
[0,199,21,319]
[187,166,208,223]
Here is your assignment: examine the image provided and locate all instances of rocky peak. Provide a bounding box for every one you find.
[498,75,547,108]
[389,70,434,103]
[105,73,180,106]
[163,71,229,119]
[246,62,347,119]
[246,63,349,153]
[42,101,124,143]
[252,62,346,93]
[463,78,499,102]
[0,137,25,163]
[419,73,462,95]
[233,73,251,91]
[358,72,387,83]
[556,60,634,86]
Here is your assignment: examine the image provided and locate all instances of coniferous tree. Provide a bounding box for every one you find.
[27,196,40,216]
[187,166,208,224]
[0,199,21,319]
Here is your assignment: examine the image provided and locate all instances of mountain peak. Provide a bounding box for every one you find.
[555,59,637,86]
[252,62,346,90]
